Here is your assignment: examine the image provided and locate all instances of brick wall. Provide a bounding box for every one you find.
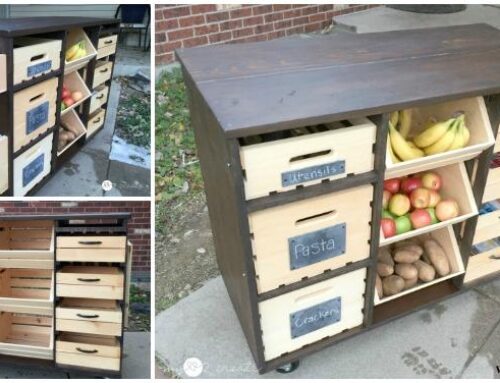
[156,4,378,64]
[0,201,151,281]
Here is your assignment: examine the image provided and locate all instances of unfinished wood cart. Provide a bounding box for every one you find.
[177,24,500,373]
[0,17,120,196]
[0,213,131,378]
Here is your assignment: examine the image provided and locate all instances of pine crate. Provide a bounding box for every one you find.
[96,35,118,60]
[482,167,500,204]
[60,71,91,116]
[58,109,87,156]
[464,247,500,284]
[92,60,113,89]
[64,28,97,74]
[86,108,106,138]
[56,235,127,263]
[89,85,109,114]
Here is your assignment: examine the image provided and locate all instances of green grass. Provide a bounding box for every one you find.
[155,68,204,231]
[116,91,151,148]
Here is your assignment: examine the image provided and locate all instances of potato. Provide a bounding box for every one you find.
[424,239,450,276]
[382,275,405,296]
[404,276,418,289]
[393,240,419,249]
[393,248,421,264]
[66,131,76,141]
[398,244,423,256]
[377,262,394,277]
[414,260,436,282]
[395,263,418,280]
[63,122,80,135]
[376,274,383,299]
[378,248,394,266]
[58,139,67,151]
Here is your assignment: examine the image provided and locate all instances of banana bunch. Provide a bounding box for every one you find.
[388,110,470,162]
[66,40,87,62]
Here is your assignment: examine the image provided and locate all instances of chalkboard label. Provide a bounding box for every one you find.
[281,160,345,187]
[289,223,346,270]
[23,153,44,187]
[26,101,49,135]
[290,296,341,338]
[27,60,52,77]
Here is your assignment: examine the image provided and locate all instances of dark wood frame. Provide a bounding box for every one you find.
[0,212,131,378]
[0,17,121,196]
[178,25,500,374]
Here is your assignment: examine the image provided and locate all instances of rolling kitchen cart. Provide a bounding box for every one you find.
[177,24,500,373]
[0,17,120,196]
[0,213,132,377]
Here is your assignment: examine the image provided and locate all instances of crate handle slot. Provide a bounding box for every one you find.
[294,286,332,304]
[29,93,44,103]
[295,210,337,226]
[93,117,101,124]
[76,347,98,354]
[104,39,113,45]
[99,68,109,73]
[77,278,101,282]
[30,53,46,62]
[77,313,100,319]
[290,149,332,163]
[96,94,105,100]
[489,254,500,260]
[78,240,102,245]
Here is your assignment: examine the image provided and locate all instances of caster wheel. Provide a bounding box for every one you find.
[276,360,300,374]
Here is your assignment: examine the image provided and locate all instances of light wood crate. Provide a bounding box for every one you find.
[89,85,109,114]
[61,70,91,116]
[13,77,58,152]
[259,268,366,361]
[464,247,500,283]
[56,236,126,263]
[92,61,113,89]
[473,208,500,245]
[87,108,106,138]
[64,28,97,74]
[240,117,376,199]
[96,35,117,60]
[58,109,87,156]
[482,167,500,204]
[249,184,373,293]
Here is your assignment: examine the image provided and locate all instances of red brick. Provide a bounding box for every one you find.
[183,35,208,48]
[156,19,178,31]
[302,6,319,16]
[206,11,229,23]
[209,31,232,44]
[254,23,273,35]
[252,5,273,15]
[274,20,292,30]
[155,9,163,21]
[219,19,242,31]
[194,24,219,36]
[319,4,334,12]
[304,22,322,33]
[309,13,327,23]
[156,32,166,43]
[264,12,284,23]
[243,15,264,27]
[283,9,302,19]
[292,16,309,26]
[232,27,254,39]
[163,6,190,19]
[167,28,194,41]
[179,15,205,28]
[285,25,305,36]
[273,4,292,11]
[267,30,286,40]
[230,7,252,18]
[190,4,217,14]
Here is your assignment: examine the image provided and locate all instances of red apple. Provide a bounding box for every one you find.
[384,178,400,194]
[381,218,396,238]
[410,187,430,209]
[382,190,392,210]
[435,199,459,221]
[428,190,441,208]
[421,172,442,191]
[63,97,75,107]
[400,176,423,195]
[410,209,432,229]
[62,88,71,99]
[389,193,411,217]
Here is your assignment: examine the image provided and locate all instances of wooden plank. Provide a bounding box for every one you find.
[92,61,113,88]
[13,39,61,85]
[57,284,123,300]
[56,305,122,323]
[56,319,121,336]
[56,248,125,263]
[473,209,500,244]
[56,351,120,371]
[482,167,500,203]
[57,235,126,249]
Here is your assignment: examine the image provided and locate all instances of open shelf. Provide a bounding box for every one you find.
[64,28,97,74]
[60,71,91,116]
[57,109,87,156]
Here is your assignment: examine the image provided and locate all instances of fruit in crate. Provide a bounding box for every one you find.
[410,188,430,209]
[376,236,451,299]
[66,40,87,62]
[388,111,471,163]
[410,209,432,229]
[389,193,411,216]
[421,172,442,191]
[400,176,422,194]
[381,218,396,238]
[435,199,459,221]
[384,178,400,194]
[394,215,412,235]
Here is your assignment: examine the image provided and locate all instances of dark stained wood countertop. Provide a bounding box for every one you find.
[177,24,500,138]
[0,17,118,37]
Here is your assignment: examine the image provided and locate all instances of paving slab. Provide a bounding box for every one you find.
[155,276,500,378]
[334,4,500,33]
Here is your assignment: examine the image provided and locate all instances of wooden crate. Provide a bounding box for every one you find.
[375,226,464,305]
[92,61,113,89]
[13,77,58,152]
[259,268,366,361]
[240,117,376,199]
[96,35,117,60]
[61,71,91,116]
[87,108,106,138]
[0,220,54,268]
[58,109,87,156]
[13,37,61,85]
[56,266,124,300]
[464,247,500,283]
[482,167,500,204]
[0,269,54,315]
[249,184,373,293]
[0,312,53,360]
[13,132,53,196]
[56,298,122,336]
[56,333,120,371]
[89,85,109,114]
[56,236,126,262]
[473,209,500,245]
[385,97,495,178]
[64,28,97,74]
[380,162,478,246]
[0,135,8,194]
